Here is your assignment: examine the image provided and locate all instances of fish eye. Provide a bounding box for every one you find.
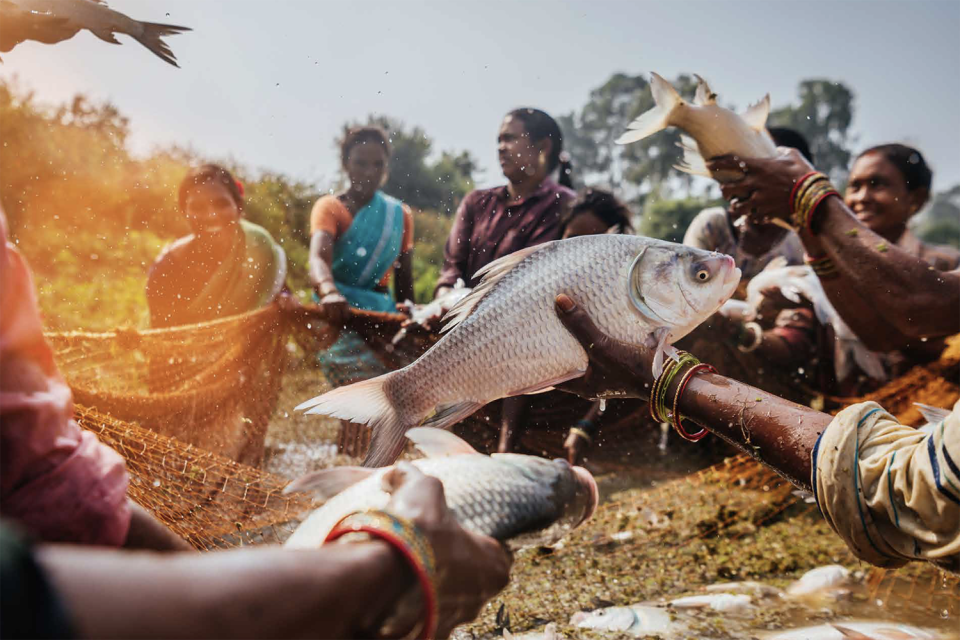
[696,269,711,281]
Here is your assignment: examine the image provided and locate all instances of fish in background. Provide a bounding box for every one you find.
[297,234,740,467]
[1,0,190,66]
[283,427,598,550]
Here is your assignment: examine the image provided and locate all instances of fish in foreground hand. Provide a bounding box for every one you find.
[616,72,776,185]
[282,427,598,549]
[2,0,190,66]
[296,234,740,466]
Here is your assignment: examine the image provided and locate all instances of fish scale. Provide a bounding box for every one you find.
[296,234,740,467]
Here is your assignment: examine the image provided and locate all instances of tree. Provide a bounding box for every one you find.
[768,80,855,183]
[338,116,477,215]
[638,197,722,243]
[913,184,960,249]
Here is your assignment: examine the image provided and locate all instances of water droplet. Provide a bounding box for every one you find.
[599,399,607,412]
[357,247,367,257]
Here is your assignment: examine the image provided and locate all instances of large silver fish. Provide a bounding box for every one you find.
[298,234,740,466]
[283,427,598,549]
[616,72,776,184]
[2,0,190,66]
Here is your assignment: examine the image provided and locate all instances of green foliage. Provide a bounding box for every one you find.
[638,197,720,244]
[410,209,453,302]
[768,79,855,183]
[913,184,960,249]
[339,115,477,215]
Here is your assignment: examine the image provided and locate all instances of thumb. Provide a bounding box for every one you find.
[381,461,417,494]
[555,294,602,348]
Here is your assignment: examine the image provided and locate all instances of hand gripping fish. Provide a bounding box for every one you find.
[297,235,741,467]
[1,0,190,66]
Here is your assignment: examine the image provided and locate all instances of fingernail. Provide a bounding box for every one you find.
[556,294,576,312]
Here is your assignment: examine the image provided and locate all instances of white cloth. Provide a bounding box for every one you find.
[812,400,960,572]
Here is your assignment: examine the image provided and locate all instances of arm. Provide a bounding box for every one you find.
[435,194,475,295]
[395,250,415,303]
[710,150,960,350]
[122,502,192,552]
[555,295,830,490]
[308,230,349,326]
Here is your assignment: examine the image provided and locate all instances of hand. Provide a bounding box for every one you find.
[554,294,655,401]
[707,147,817,228]
[317,289,349,327]
[383,463,511,639]
[564,431,589,465]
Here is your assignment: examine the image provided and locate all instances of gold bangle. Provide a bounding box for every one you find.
[569,427,593,444]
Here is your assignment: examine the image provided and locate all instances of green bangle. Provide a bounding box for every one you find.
[657,353,699,424]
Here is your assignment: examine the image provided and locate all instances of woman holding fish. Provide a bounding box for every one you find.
[553,293,958,573]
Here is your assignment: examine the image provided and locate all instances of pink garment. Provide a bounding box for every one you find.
[0,213,130,546]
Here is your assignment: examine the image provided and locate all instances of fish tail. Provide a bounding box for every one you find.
[616,72,683,145]
[133,22,191,67]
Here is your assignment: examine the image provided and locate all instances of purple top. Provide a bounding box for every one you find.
[435,179,576,291]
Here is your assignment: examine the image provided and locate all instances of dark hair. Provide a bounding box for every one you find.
[178,164,243,213]
[858,143,932,198]
[506,108,573,188]
[767,127,813,163]
[341,126,392,167]
[561,188,633,234]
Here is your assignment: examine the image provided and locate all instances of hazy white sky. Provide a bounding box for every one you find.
[2,0,958,191]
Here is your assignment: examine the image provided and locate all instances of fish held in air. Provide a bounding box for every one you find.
[616,72,776,182]
[3,0,191,66]
[283,427,598,549]
[296,234,741,466]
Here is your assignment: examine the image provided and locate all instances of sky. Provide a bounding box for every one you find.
[2,0,958,191]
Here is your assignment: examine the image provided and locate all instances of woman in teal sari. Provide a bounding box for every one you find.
[309,127,414,451]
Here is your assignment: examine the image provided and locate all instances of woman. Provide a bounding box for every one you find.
[553,294,958,574]
[146,164,290,328]
[434,108,575,455]
[710,144,960,362]
[309,126,415,454]
[4,464,511,639]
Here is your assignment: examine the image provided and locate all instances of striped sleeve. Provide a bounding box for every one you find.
[812,400,960,572]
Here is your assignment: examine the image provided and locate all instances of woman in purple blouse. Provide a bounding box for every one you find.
[434,108,576,454]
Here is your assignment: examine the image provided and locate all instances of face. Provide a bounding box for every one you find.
[344,142,388,202]
[845,152,926,238]
[498,115,547,184]
[562,211,610,239]
[629,246,741,334]
[184,181,240,233]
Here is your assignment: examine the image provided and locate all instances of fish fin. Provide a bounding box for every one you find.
[132,21,192,68]
[441,243,549,334]
[294,371,411,468]
[605,224,621,235]
[420,400,484,432]
[651,327,672,379]
[851,345,886,381]
[914,402,951,426]
[740,94,771,132]
[406,427,480,457]
[830,625,874,640]
[282,466,375,497]
[92,30,121,44]
[616,72,682,145]
[511,370,586,396]
[674,135,711,177]
[693,74,717,106]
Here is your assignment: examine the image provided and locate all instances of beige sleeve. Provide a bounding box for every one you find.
[812,400,960,572]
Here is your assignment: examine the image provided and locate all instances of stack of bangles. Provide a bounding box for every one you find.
[805,252,839,280]
[324,510,438,640]
[649,351,717,442]
[790,171,841,235]
[568,418,594,444]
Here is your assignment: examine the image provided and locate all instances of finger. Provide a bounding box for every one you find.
[381,461,418,494]
[555,295,603,347]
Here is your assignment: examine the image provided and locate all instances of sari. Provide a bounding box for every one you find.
[316,191,406,388]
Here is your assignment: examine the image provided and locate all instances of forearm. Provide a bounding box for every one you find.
[40,542,412,639]
[806,199,960,340]
[671,372,831,490]
[395,251,414,303]
[308,233,338,293]
[123,502,192,552]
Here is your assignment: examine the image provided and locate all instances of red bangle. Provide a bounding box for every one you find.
[325,512,438,640]
[672,363,717,442]
[789,171,820,213]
